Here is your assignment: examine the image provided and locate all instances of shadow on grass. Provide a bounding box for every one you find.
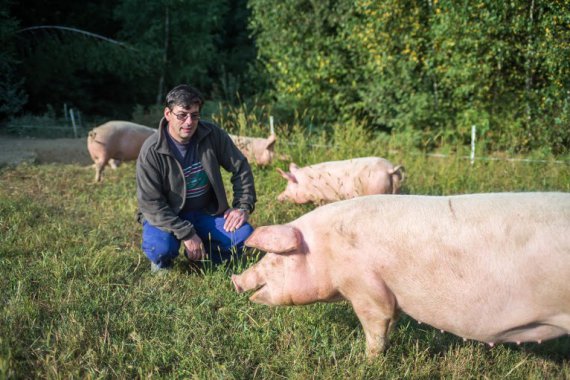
[303,308,569,365]
[398,316,569,364]
[321,303,361,330]
[511,336,570,364]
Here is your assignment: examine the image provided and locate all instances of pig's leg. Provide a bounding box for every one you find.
[347,284,397,357]
[88,150,106,182]
[94,156,109,182]
[95,161,105,182]
[109,159,121,169]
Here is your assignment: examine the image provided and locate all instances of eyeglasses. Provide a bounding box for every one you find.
[171,111,200,121]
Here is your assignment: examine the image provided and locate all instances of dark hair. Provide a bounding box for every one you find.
[165,84,204,110]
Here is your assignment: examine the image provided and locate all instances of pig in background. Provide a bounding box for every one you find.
[277,157,404,204]
[230,133,289,166]
[232,192,570,357]
[87,121,155,182]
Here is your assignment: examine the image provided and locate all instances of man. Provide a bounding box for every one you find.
[136,84,256,271]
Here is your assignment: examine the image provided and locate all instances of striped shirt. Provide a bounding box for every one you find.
[166,129,213,211]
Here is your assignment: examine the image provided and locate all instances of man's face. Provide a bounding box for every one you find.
[165,104,201,143]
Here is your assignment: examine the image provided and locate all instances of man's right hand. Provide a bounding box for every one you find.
[183,235,206,261]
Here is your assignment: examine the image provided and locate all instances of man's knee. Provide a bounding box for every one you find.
[234,223,254,247]
[142,240,179,263]
[216,222,254,249]
[142,223,180,266]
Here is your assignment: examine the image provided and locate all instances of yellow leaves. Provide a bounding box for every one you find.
[402,45,420,63]
[358,0,373,7]
[362,8,379,17]
[372,55,386,71]
[317,55,330,71]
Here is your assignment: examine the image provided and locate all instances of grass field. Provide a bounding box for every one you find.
[1,125,569,379]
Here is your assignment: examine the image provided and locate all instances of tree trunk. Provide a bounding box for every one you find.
[156,7,170,105]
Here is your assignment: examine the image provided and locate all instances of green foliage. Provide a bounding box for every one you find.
[114,0,259,104]
[248,0,357,124]
[10,29,149,120]
[0,0,26,118]
[249,0,570,154]
[130,104,164,128]
[3,0,259,121]
[209,98,272,136]
[3,1,568,156]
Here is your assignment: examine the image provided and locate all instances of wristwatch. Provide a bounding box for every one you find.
[238,205,252,213]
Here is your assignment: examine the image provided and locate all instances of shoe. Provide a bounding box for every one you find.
[151,262,172,273]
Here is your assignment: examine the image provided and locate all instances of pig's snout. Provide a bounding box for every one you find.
[231,274,244,293]
[232,272,267,300]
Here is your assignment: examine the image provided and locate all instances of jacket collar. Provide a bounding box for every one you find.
[155,117,211,155]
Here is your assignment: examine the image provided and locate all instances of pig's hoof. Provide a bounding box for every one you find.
[366,339,387,358]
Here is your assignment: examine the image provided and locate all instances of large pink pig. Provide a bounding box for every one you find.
[230,133,280,166]
[232,192,570,357]
[277,157,404,204]
[87,121,155,182]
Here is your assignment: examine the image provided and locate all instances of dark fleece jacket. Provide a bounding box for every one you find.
[136,117,256,241]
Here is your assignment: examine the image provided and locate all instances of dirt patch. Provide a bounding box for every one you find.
[0,135,92,166]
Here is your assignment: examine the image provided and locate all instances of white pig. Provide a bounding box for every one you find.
[232,192,570,357]
[87,121,155,182]
[230,133,279,166]
[277,157,404,204]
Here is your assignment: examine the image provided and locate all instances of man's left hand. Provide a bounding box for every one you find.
[223,208,249,232]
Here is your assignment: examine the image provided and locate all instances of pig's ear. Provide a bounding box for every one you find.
[245,225,302,254]
[265,134,276,149]
[276,167,297,183]
[289,162,299,172]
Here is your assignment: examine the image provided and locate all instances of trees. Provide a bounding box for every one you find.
[2,1,568,153]
[248,0,357,125]
[4,0,258,120]
[9,0,145,118]
[0,0,27,118]
[249,0,570,153]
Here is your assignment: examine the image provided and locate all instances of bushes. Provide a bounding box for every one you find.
[249,0,570,154]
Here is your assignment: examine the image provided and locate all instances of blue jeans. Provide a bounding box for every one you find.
[142,210,254,268]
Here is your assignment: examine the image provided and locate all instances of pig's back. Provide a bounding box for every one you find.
[93,121,154,138]
[302,157,395,198]
[308,157,392,173]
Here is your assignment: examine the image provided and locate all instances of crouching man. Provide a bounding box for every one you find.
[136,84,256,272]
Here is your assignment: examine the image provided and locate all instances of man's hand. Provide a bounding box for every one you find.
[183,234,206,261]
[223,207,249,232]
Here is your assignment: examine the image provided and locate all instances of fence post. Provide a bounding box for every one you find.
[77,110,82,131]
[270,115,275,135]
[69,108,78,138]
[470,125,476,165]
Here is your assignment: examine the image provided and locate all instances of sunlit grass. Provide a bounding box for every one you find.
[0,122,569,378]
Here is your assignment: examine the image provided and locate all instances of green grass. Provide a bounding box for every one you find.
[1,126,569,378]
